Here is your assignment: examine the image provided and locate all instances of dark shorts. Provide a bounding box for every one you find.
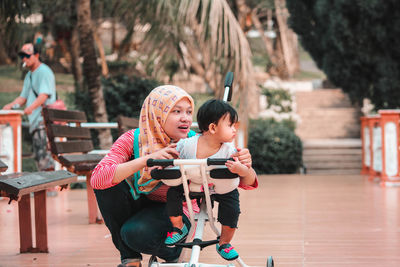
[167,186,241,228]
[32,127,54,171]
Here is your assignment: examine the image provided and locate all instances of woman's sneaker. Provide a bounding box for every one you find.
[216,243,239,261]
[165,224,188,246]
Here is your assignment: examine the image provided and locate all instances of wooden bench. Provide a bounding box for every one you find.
[0,159,7,172]
[117,115,139,136]
[0,164,77,253]
[42,108,105,224]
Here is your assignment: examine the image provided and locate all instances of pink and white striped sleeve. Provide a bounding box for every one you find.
[90,129,135,189]
[239,176,258,190]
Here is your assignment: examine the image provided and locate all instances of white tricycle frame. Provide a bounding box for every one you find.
[146,158,274,267]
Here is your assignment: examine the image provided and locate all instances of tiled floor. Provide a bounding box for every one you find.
[1,174,400,266]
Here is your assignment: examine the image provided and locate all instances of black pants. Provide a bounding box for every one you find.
[167,186,240,228]
[94,181,190,262]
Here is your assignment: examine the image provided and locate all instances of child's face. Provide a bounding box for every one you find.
[213,113,237,143]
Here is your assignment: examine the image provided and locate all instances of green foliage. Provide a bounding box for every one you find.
[107,61,134,71]
[165,59,180,81]
[75,74,158,121]
[102,74,159,121]
[259,87,299,130]
[286,0,400,110]
[74,74,159,144]
[248,119,303,174]
[263,87,292,112]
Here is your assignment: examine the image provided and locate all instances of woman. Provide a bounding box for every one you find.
[91,85,258,267]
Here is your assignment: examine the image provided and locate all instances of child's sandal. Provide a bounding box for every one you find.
[165,224,188,246]
[216,243,239,261]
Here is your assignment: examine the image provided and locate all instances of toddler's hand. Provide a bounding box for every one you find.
[225,157,249,177]
[231,148,252,168]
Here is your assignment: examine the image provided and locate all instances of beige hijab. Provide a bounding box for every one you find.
[136,85,194,192]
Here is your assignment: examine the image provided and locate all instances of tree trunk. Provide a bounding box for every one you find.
[110,1,120,54]
[93,30,109,76]
[111,18,117,53]
[77,0,112,149]
[236,0,250,30]
[251,9,279,75]
[0,39,11,64]
[0,25,11,64]
[68,26,84,91]
[118,21,135,59]
[274,0,299,77]
[234,0,260,118]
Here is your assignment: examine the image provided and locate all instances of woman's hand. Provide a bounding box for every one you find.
[231,148,252,168]
[149,143,179,160]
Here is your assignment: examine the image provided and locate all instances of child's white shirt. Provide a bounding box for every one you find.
[162,135,240,194]
[177,135,236,160]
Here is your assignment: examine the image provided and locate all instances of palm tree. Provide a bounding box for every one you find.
[134,0,259,144]
[77,0,112,149]
[0,0,32,64]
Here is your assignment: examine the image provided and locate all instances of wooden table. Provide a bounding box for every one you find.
[0,170,77,253]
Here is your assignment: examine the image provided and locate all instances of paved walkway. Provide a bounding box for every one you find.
[1,174,400,266]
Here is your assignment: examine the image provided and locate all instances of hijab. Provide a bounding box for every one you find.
[136,85,194,192]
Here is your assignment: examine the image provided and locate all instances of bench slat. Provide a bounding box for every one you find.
[117,115,139,136]
[74,163,101,172]
[53,140,94,154]
[0,159,8,172]
[58,154,104,165]
[49,124,92,139]
[0,170,77,197]
[43,108,87,123]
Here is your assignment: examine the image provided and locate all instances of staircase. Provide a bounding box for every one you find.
[302,139,362,175]
[295,89,362,174]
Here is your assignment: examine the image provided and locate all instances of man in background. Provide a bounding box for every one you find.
[2,43,55,171]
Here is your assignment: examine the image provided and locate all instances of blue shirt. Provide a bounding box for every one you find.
[20,63,56,133]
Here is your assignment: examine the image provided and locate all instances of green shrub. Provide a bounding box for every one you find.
[102,74,159,121]
[107,61,137,76]
[74,74,159,144]
[248,119,303,174]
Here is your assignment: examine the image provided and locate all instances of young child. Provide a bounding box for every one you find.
[164,99,256,261]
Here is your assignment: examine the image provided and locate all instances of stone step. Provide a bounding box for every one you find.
[304,148,361,155]
[303,139,361,148]
[297,129,360,139]
[303,154,361,162]
[295,88,361,140]
[304,161,361,170]
[302,138,362,174]
[297,120,360,139]
[295,89,353,108]
[296,107,361,140]
[297,107,360,116]
[306,169,361,175]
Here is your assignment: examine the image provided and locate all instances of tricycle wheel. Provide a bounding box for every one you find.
[148,255,158,267]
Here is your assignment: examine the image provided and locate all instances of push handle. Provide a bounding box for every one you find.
[223,72,234,102]
[147,159,174,167]
[207,158,233,166]
[224,71,234,88]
